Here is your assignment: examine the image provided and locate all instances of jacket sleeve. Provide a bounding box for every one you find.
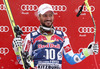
[22,33,32,56]
[63,32,89,65]
[16,33,32,64]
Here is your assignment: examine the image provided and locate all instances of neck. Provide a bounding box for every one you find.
[39,25,54,35]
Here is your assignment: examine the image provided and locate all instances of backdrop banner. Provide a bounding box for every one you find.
[0,0,100,69]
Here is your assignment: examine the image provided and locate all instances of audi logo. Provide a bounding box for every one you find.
[78,27,94,33]
[0,47,9,55]
[52,5,67,11]
[21,4,67,12]
[0,4,6,10]
[21,26,67,33]
[78,5,95,12]
[0,26,9,32]
[21,4,38,11]
[21,26,38,32]
[54,26,67,32]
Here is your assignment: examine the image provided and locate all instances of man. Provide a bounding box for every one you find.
[13,4,99,69]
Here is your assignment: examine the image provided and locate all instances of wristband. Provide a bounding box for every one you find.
[83,48,90,57]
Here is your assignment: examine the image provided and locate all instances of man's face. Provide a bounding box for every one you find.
[39,11,54,28]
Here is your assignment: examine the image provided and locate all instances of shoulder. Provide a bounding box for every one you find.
[55,29,67,36]
[25,30,39,37]
[29,30,41,39]
[54,29,69,40]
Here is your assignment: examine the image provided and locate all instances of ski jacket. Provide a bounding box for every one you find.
[18,29,87,69]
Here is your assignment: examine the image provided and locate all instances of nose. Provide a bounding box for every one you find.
[46,16,51,20]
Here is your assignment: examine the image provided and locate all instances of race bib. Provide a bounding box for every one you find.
[37,63,60,69]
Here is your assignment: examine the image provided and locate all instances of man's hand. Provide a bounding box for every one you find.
[88,42,99,55]
[14,25,23,38]
[12,37,23,55]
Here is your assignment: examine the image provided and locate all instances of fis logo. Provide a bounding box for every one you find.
[0,47,9,55]
[64,44,71,53]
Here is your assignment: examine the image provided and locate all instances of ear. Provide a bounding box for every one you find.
[37,15,40,21]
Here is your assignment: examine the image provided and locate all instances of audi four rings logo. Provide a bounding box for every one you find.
[78,5,95,12]
[21,4,38,11]
[21,26,38,32]
[78,27,94,33]
[21,26,67,32]
[0,4,6,10]
[21,4,67,11]
[0,47,9,55]
[0,26,9,32]
[54,26,67,32]
[52,5,67,11]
